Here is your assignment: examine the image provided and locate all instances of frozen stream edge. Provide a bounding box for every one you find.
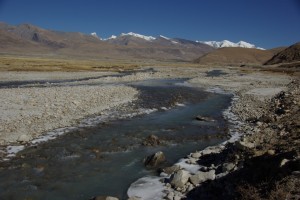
[127,87,243,200]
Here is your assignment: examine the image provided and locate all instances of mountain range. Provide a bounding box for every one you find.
[198,40,265,50]
[0,22,214,62]
[0,22,298,67]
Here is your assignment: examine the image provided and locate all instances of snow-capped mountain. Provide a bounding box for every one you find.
[120,32,155,41]
[90,32,100,39]
[198,40,264,50]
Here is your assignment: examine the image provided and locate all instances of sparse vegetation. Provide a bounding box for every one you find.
[0,55,205,72]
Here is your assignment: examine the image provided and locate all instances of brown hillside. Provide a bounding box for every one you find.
[194,47,280,66]
[0,22,213,62]
[264,42,300,65]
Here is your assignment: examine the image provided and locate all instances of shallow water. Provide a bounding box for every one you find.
[0,79,231,199]
[206,70,227,77]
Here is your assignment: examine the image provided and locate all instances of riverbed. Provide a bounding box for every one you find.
[0,78,231,199]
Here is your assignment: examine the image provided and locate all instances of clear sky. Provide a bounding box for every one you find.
[0,0,299,49]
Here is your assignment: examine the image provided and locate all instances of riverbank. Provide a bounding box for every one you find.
[0,66,298,199]
[127,68,299,200]
[0,85,138,146]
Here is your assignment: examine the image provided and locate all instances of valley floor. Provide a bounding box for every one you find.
[0,65,299,199]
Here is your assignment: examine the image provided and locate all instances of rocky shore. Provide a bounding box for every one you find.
[127,67,299,200]
[0,66,298,200]
[149,79,299,200]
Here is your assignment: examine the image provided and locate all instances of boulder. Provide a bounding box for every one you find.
[142,134,160,146]
[163,165,181,175]
[144,151,166,167]
[189,170,215,185]
[191,152,201,159]
[235,141,255,150]
[17,134,32,143]
[195,115,215,122]
[170,169,190,188]
[222,163,235,172]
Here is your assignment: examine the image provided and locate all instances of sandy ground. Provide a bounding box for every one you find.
[0,66,293,147]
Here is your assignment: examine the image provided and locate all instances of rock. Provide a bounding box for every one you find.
[144,151,166,167]
[195,115,215,122]
[201,146,222,155]
[163,165,181,175]
[166,192,174,200]
[235,141,255,150]
[191,152,201,159]
[267,149,276,155]
[187,183,194,192]
[170,169,191,188]
[187,158,197,164]
[17,134,31,143]
[90,196,119,200]
[280,159,289,167]
[174,195,181,200]
[127,196,142,200]
[142,134,160,146]
[189,170,215,186]
[222,163,235,172]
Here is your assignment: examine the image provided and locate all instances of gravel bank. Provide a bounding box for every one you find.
[127,67,298,200]
[0,85,138,145]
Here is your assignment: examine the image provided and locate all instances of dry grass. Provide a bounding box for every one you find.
[0,55,204,72]
[0,55,141,72]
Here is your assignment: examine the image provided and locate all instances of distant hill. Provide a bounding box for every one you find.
[264,42,300,65]
[0,22,214,62]
[194,47,282,66]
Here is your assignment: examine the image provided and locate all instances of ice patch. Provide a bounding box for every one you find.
[31,127,77,145]
[175,158,201,174]
[127,176,165,200]
[174,81,193,87]
[205,87,231,94]
[6,145,25,157]
[222,94,244,144]
[175,103,185,107]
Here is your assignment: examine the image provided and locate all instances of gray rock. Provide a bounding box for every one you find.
[222,163,235,172]
[144,151,166,167]
[195,115,215,122]
[166,192,174,200]
[142,134,160,146]
[170,169,191,188]
[235,141,255,150]
[187,158,197,164]
[163,165,181,175]
[17,134,31,143]
[191,152,201,159]
[201,147,222,155]
[280,159,289,167]
[189,170,215,185]
[174,195,181,200]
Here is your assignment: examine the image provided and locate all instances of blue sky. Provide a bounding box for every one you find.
[0,0,299,49]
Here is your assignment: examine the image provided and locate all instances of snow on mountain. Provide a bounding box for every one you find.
[120,32,156,41]
[106,35,117,40]
[197,40,264,50]
[159,35,178,44]
[90,32,100,39]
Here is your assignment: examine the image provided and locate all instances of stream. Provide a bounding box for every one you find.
[0,78,232,200]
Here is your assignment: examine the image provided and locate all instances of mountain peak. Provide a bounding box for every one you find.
[120,32,156,41]
[91,32,100,39]
[197,40,264,50]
